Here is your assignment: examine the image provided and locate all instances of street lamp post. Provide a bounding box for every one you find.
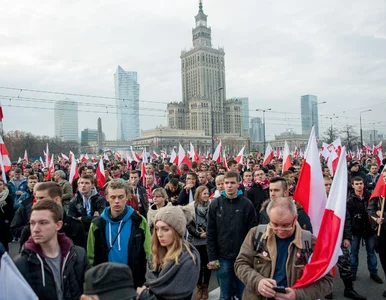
[326,116,338,142]
[360,109,372,147]
[210,87,223,155]
[369,121,381,145]
[256,108,271,152]
[311,101,326,137]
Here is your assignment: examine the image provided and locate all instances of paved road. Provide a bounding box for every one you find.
[8,242,386,299]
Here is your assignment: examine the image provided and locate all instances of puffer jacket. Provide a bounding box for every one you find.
[14,233,90,300]
[235,223,333,300]
[207,190,257,261]
[68,189,106,233]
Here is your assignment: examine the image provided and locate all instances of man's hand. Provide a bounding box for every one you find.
[185,184,194,191]
[376,210,382,217]
[377,217,384,225]
[342,239,350,248]
[15,191,22,195]
[200,232,207,239]
[93,211,99,217]
[275,287,296,300]
[257,278,277,298]
[207,260,220,269]
[77,217,82,221]
[136,286,147,298]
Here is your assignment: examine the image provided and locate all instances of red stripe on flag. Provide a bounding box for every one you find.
[293,161,311,214]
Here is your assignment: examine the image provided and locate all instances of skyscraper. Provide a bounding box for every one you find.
[301,95,319,137]
[168,0,229,136]
[240,97,249,137]
[114,66,140,141]
[250,117,264,142]
[54,100,79,142]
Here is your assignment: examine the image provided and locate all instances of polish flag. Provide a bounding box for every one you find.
[235,146,245,164]
[96,158,106,189]
[293,146,300,158]
[91,156,97,163]
[39,156,44,168]
[17,157,22,164]
[46,154,54,180]
[69,151,79,184]
[130,147,141,162]
[293,126,327,237]
[44,144,50,168]
[293,147,347,288]
[178,144,191,168]
[85,153,90,161]
[262,143,274,167]
[141,149,148,185]
[212,140,222,163]
[189,142,200,163]
[0,136,11,172]
[0,100,3,122]
[170,149,178,165]
[80,154,87,163]
[374,142,383,166]
[282,141,292,172]
[275,147,282,159]
[24,150,29,162]
[61,153,69,160]
[370,168,386,201]
[152,151,159,159]
[223,151,228,171]
[327,149,339,177]
[160,151,168,159]
[0,150,7,182]
[115,152,122,161]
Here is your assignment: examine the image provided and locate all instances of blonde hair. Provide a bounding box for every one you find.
[152,187,168,201]
[194,186,209,208]
[151,222,196,271]
[215,175,224,184]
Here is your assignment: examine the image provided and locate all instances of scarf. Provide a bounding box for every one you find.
[195,202,209,229]
[145,245,200,300]
[255,178,270,190]
[0,188,9,212]
[242,181,253,191]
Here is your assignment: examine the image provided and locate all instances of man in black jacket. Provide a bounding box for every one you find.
[128,170,149,218]
[19,182,85,250]
[14,199,89,300]
[177,172,198,206]
[68,175,106,235]
[207,171,257,300]
[347,176,383,284]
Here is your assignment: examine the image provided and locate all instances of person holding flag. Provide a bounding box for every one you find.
[368,167,386,297]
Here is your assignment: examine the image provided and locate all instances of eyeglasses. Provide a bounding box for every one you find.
[268,219,295,232]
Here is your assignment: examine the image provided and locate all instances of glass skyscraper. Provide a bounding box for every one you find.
[54,100,79,142]
[114,66,140,141]
[301,94,319,138]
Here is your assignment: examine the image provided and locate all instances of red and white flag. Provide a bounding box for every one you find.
[262,143,274,167]
[68,151,79,184]
[212,140,222,163]
[178,144,191,168]
[17,157,22,164]
[130,147,141,162]
[0,150,7,183]
[223,151,228,171]
[96,158,106,189]
[235,146,245,164]
[282,141,292,172]
[370,168,386,200]
[0,100,3,122]
[170,149,178,165]
[374,142,383,166]
[91,156,97,163]
[44,144,50,168]
[152,151,159,159]
[0,136,11,172]
[293,126,327,237]
[23,150,28,162]
[141,149,148,185]
[61,153,69,160]
[189,142,200,163]
[293,146,347,288]
[46,154,54,180]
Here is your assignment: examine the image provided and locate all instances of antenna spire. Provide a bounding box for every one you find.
[199,0,203,12]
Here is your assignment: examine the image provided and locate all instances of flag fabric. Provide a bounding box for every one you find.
[223,151,228,171]
[282,141,292,172]
[293,146,300,158]
[370,169,386,201]
[262,143,274,167]
[178,144,191,168]
[189,142,200,163]
[23,150,28,162]
[152,151,159,159]
[170,149,178,165]
[0,151,7,183]
[44,144,50,168]
[235,146,245,164]
[0,136,11,172]
[17,157,21,164]
[130,147,141,162]
[46,154,54,181]
[374,142,383,166]
[0,100,3,122]
[141,149,148,186]
[293,126,327,237]
[91,156,97,163]
[68,151,79,184]
[212,140,222,163]
[39,156,44,168]
[293,147,348,289]
[96,158,106,189]
[61,153,69,160]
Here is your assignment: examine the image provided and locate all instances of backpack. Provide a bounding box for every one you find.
[253,224,313,263]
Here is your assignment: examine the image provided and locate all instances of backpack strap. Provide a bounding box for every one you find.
[300,229,313,261]
[254,224,267,252]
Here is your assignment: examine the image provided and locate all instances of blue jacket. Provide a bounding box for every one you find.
[8,177,28,202]
[101,205,134,265]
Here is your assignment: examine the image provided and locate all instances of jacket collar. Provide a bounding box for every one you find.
[24,232,73,258]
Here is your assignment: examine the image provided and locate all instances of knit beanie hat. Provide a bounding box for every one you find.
[154,205,193,237]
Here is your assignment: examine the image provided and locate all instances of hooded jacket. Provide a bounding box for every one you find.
[10,194,33,238]
[14,233,90,300]
[68,189,106,233]
[87,205,151,288]
[207,190,257,261]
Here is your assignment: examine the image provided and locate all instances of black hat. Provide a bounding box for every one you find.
[84,263,136,300]
[25,164,32,168]
[349,161,359,169]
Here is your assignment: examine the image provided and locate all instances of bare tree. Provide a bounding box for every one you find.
[340,125,360,151]
[321,127,339,144]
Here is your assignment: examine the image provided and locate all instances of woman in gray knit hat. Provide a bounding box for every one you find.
[137,205,200,300]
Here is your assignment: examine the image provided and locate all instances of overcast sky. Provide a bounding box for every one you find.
[1,0,385,141]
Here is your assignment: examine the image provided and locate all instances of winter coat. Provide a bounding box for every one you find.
[207,191,257,261]
[347,191,373,237]
[14,233,90,300]
[176,186,197,206]
[87,208,151,288]
[246,183,268,216]
[0,188,15,251]
[164,182,184,203]
[365,173,380,193]
[68,190,106,233]
[132,185,149,218]
[234,223,333,300]
[10,195,33,238]
[58,180,73,203]
[8,176,28,200]
[368,196,386,231]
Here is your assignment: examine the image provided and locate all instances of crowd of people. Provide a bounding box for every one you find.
[0,153,385,300]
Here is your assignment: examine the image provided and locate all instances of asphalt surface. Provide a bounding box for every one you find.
[8,242,386,300]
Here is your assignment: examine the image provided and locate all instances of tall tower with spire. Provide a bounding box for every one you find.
[168,0,226,136]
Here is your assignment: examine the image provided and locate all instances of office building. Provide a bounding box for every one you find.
[301,95,320,138]
[114,66,140,141]
[54,100,79,142]
[250,117,264,142]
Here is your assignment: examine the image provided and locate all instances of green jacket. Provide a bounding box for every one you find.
[87,210,151,287]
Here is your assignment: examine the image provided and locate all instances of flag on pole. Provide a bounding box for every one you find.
[235,146,245,164]
[262,143,274,167]
[61,153,69,160]
[96,158,106,189]
[170,149,178,165]
[0,151,7,183]
[293,147,347,289]
[23,150,28,162]
[212,140,222,163]
[282,141,292,172]
[189,142,200,163]
[370,168,386,201]
[178,144,191,168]
[68,151,79,184]
[141,149,148,186]
[0,136,11,172]
[223,151,228,171]
[293,126,327,237]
